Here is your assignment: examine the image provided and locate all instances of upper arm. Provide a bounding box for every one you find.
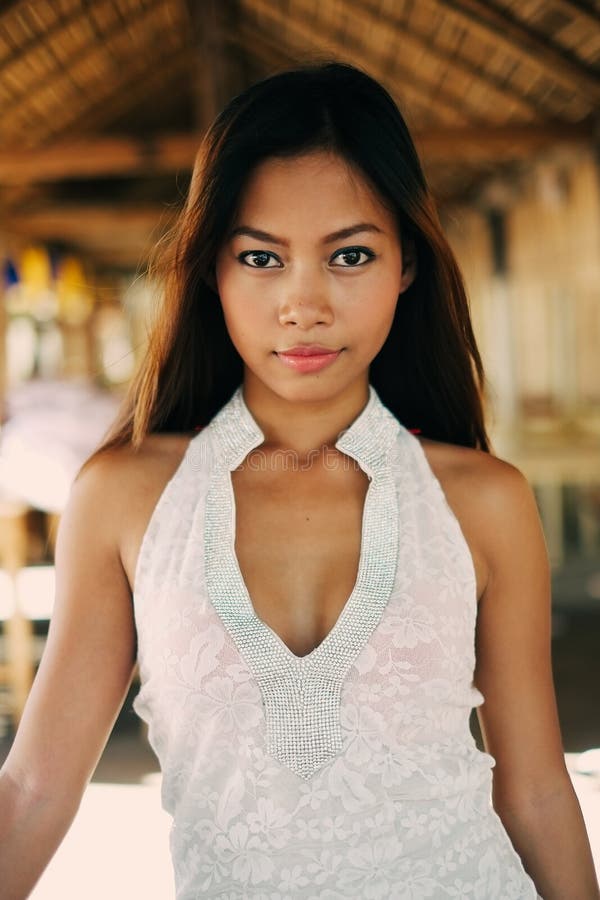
[2,452,137,805]
[473,460,568,804]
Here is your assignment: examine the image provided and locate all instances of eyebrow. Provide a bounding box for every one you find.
[227,222,384,246]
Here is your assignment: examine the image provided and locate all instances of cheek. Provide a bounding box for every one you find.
[219,294,268,362]
[216,258,267,317]
[220,301,249,347]
[351,280,399,332]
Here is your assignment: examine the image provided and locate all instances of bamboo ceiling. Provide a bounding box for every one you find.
[1,0,599,268]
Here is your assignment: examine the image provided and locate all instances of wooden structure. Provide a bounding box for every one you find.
[0,0,599,268]
[1,1,600,725]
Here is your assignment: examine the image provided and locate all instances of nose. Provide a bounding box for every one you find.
[277,275,334,328]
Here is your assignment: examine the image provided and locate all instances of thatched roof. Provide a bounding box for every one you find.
[1,0,599,269]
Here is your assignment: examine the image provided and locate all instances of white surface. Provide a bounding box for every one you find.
[0,566,55,620]
[31,774,174,900]
[0,378,120,513]
[567,754,600,880]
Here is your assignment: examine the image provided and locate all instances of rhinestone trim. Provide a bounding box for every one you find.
[204,385,401,779]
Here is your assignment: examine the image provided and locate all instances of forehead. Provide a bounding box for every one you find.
[233,151,395,229]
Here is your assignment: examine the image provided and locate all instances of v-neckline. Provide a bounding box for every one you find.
[204,384,402,668]
[226,466,374,664]
[203,384,403,777]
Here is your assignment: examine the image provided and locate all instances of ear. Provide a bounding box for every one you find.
[399,239,417,293]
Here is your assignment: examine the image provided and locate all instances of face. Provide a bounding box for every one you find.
[214,151,416,407]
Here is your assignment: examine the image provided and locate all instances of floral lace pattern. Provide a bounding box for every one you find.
[133,386,540,899]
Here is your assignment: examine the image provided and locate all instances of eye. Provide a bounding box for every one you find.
[238,250,282,269]
[330,246,375,267]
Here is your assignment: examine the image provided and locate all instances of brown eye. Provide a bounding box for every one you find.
[238,251,281,268]
[331,246,375,267]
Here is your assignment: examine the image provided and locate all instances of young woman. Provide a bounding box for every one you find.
[0,62,598,900]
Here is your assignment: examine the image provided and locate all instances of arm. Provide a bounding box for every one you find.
[473,461,599,899]
[0,453,137,900]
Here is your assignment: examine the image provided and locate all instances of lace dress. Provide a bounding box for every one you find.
[133,385,541,899]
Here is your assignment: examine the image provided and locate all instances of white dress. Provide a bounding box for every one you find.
[133,384,541,899]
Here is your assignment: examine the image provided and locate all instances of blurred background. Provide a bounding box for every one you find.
[0,0,599,895]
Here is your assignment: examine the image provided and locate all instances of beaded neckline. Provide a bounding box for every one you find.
[209,383,401,474]
[203,383,403,778]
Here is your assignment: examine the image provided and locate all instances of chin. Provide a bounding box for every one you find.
[267,376,359,407]
[244,354,366,404]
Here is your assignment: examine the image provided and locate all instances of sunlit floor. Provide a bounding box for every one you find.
[0,731,173,899]
[31,769,174,899]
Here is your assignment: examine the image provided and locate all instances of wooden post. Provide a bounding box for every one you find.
[184,0,244,131]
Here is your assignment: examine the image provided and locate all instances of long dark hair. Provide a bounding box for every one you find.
[90,60,491,462]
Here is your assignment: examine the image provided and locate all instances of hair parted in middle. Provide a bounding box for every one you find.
[92,59,491,463]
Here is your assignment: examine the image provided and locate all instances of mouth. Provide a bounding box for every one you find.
[275,346,343,374]
[277,345,340,357]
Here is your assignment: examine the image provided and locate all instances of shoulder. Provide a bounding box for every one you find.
[74,431,196,505]
[70,431,196,589]
[416,434,532,505]
[415,435,542,596]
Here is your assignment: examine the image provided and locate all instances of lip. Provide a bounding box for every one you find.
[278,345,339,356]
[276,346,342,374]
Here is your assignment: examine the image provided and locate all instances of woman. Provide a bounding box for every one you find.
[0,62,598,899]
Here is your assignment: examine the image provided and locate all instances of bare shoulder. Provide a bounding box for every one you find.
[72,431,194,514]
[416,436,539,599]
[72,431,196,591]
[417,434,532,500]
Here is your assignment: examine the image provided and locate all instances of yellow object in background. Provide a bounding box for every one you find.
[13,246,57,322]
[20,246,51,293]
[55,255,94,326]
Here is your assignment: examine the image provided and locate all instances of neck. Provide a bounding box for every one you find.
[241,374,370,459]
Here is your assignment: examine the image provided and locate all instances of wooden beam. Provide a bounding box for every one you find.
[0,36,197,216]
[0,122,593,185]
[4,204,175,231]
[415,121,594,160]
[434,0,600,104]
[3,204,177,247]
[0,135,202,183]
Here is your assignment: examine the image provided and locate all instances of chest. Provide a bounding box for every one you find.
[230,458,370,657]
